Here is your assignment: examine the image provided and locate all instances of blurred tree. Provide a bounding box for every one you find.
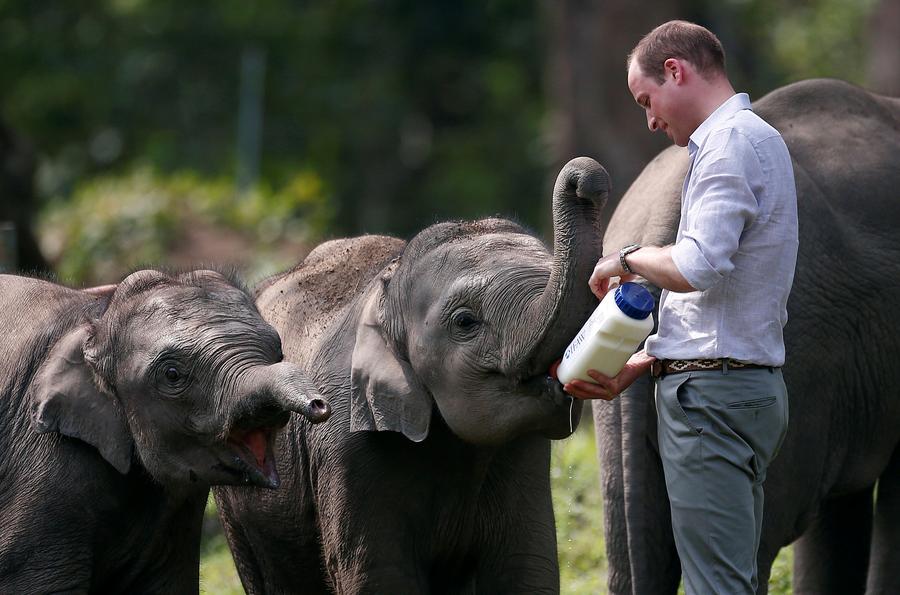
[0,0,883,261]
[867,0,900,95]
[0,0,548,238]
[541,0,678,223]
[0,117,49,272]
[543,0,882,224]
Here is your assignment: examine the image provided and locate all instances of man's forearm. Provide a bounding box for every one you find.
[626,246,697,293]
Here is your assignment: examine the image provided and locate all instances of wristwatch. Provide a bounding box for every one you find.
[619,244,641,275]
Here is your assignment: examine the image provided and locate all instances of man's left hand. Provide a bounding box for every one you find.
[564,349,656,400]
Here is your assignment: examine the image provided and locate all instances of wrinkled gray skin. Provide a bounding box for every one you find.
[595,79,900,594]
[0,269,330,594]
[215,157,608,594]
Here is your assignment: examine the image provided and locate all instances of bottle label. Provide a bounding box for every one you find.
[563,304,604,361]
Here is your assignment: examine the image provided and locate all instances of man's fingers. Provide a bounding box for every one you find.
[564,380,617,401]
[589,274,610,300]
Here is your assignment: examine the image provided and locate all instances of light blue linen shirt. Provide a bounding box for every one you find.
[644,93,798,366]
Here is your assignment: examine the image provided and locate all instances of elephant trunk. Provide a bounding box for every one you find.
[264,362,331,423]
[231,362,331,430]
[224,362,329,489]
[514,157,608,377]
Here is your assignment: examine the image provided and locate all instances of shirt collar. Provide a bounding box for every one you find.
[688,93,752,156]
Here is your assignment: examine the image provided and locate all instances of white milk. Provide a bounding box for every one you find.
[556,282,655,383]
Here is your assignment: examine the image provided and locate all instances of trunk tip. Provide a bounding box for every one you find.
[304,398,332,424]
[558,157,611,203]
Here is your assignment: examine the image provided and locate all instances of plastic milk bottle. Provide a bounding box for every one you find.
[556,282,655,383]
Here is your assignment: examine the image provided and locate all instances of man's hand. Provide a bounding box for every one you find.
[564,349,656,400]
[589,252,637,300]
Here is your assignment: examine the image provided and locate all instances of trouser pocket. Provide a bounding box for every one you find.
[727,396,777,409]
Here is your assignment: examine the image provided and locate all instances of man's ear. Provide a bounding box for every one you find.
[664,57,685,84]
[30,325,133,474]
[349,284,432,442]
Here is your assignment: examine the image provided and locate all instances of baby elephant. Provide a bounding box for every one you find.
[0,269,330,594]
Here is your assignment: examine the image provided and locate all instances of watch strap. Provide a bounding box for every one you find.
[619,244,641,274]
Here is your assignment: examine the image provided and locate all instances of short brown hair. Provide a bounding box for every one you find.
[628,20,726,84]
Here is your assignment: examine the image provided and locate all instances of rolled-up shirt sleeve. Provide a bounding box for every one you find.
[671,129,761,291]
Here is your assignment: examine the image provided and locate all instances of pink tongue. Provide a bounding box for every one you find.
[243,430,268,469]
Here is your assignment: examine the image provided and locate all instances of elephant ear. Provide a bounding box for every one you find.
[350,285,432,442]
[30,325,134,474]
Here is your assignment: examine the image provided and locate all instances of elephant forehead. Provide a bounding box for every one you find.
[433,267,548,314]
[130,285,258,322]
[427,233,548,269]
[118,290,279,352]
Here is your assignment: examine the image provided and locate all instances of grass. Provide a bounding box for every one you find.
[200,425,794,594]
[199,500,243,595]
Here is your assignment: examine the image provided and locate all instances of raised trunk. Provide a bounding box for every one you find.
[517,156,608,376]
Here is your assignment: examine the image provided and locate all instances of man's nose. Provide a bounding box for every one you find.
[647,113,659,132]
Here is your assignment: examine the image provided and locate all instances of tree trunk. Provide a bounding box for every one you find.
[541,0,677,228]
[867,0,900,96]
[0,118,49,272]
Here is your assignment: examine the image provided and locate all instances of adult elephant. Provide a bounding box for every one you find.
[214,157,608,594]
[594,78,900,594]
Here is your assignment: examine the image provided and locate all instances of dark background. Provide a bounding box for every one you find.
[1,0,897,283]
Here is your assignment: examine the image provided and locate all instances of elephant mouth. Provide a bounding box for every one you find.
[519,374,583,439]
[541,374,583,438]
[225,426,281,489]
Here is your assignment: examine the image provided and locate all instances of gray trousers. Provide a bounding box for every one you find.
[655,367,789,595]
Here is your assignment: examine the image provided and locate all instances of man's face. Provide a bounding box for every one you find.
[627,59,692,147]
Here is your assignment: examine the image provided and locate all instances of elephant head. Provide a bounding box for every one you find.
[350,157,608,445]
[30,269,330,488]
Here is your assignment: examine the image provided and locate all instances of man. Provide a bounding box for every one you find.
[564,20,798,594]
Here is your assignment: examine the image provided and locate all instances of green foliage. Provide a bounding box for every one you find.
[200,496,243,595]
[37,168,331,284]
[551,425,607,594]
[711,0,878,97]
[1,0,545,236]
[769,544,794,594]
[766,0,876,83]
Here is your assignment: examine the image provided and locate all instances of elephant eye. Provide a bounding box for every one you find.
[449,308,481,339]
[165,367,180,382]
[156,355,191,397]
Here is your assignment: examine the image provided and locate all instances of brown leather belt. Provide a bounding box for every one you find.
[651,358,774,378]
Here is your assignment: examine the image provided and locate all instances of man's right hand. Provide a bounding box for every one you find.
[589,252,637,300]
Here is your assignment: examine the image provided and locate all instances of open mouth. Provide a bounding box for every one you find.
[226,427,281,489]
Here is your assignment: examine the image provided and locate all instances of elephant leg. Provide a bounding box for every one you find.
[316,470,430,594]
[214,493,267,595]
[215,488,331,595]
[594,375,680,594]
[475,438,559,594]
[593,397,631,593]
[867,445,900,593]
[793,486,873,595]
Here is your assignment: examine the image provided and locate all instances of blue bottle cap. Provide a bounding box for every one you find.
[614,282,654,320]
